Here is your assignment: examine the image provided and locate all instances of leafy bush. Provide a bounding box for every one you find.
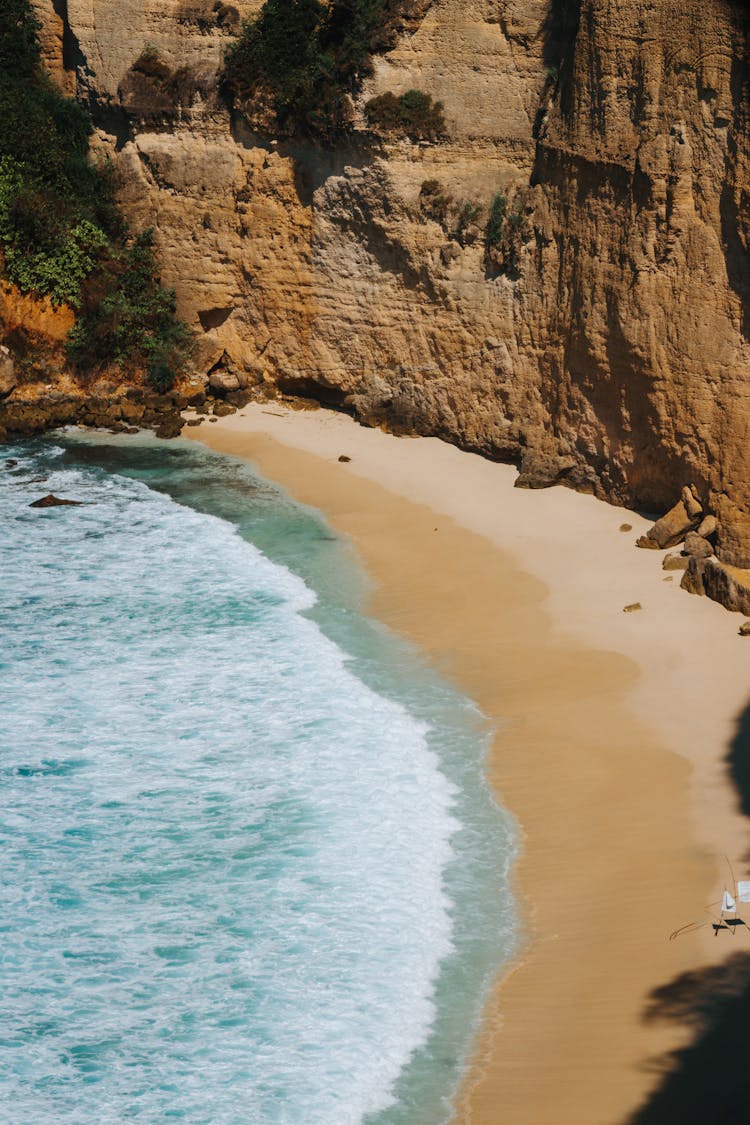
[223,0,425,135]
[419,178,452,224]
[364,89,446,141]
[0,1,192,389]
[486,192,507,246]
[0,158,108,304]
[457,200,481,228]
[67,232,193,391]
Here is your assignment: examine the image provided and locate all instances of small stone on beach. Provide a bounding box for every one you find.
[739,621,750,637]
[623,602,642,613]
[338,455,351,463]
[663,553,689,571]
[619,523,632,532]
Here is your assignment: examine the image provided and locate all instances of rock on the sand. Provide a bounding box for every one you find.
[663,553,689,571]
[697,514,718,539]
[682,557,750,615]
[739,621,750,637]
[683,532,713,558]
[636,491,702,549]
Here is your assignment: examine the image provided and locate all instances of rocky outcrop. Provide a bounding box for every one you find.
[29,494,84,508]
[515,0,750,568]
[23,0,750,574]
[0,346,15,399]
[682,557,750,616]
[0,385,205,441]
[683,532,714,559]
[636,488,703,550]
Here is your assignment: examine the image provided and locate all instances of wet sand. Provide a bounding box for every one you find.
[187,404,750,1124]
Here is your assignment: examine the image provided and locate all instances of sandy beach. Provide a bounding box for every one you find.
[186,403,750,1125]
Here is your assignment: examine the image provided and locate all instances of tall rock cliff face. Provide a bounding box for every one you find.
[31,0,750,563]
[517,0,750,565]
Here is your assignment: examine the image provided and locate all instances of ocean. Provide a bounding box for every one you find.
[0,431,516,1124]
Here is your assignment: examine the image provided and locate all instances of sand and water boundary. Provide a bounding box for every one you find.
[187,403,750,1124]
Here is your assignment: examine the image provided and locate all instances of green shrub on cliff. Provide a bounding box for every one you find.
[0,1,120,290]
[224,0,419,134]
[67,232,193,392]
[364,89,445,141]
[485,192,507,247]
[0,159,108,305]
[0,0,191,389]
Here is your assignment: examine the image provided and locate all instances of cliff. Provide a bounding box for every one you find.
[23,0,750,565]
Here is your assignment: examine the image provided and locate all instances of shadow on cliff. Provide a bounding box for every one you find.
[623,699,750,1125]
[535,0,580,131]
[720,34,750,342]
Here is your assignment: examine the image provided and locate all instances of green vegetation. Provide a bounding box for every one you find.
[457,201,481,228]
[0,1,191,388]
[364,89,445,141]
[67,232,193,393]
[418,181,484,245]
[223,0,432,136]
[485,192,507,246]
[419,178,452,224]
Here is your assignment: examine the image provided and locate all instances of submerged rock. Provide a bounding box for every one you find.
[29,494,84,508]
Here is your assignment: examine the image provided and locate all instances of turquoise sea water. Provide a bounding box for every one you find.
[0,432,516,1124]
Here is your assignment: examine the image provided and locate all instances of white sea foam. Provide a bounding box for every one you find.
[0,446,459,1123]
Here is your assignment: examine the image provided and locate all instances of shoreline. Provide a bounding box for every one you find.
[186,404,750,1124]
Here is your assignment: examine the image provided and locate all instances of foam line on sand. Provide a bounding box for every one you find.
[186,404,750,1125]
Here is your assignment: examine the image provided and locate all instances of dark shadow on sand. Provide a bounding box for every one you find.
[624,701,750,1124]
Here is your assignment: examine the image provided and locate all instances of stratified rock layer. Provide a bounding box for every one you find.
[27,0,750,563]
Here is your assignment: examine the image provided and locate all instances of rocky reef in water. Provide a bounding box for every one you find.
[7,1,750,601]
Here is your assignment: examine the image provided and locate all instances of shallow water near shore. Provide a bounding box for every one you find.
[0,431,516,1124]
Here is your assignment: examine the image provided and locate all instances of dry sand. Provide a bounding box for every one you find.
[186,404,750,1125]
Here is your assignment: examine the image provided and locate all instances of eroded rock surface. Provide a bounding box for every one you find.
[27,0,750,569]
[682,557,750,615]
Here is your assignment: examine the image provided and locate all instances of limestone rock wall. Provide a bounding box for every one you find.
[29,0,750,563]
[514,0,750,564]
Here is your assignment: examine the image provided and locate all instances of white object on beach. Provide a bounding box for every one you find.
[737,881,750,903]
[721,890,736,913]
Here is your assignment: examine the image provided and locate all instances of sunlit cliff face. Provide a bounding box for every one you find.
[28,0,750,564]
